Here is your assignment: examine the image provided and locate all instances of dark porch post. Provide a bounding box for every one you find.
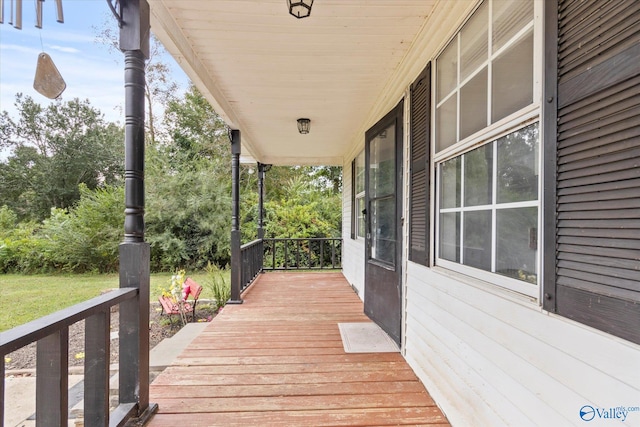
[257,162,269,274]
[117,0,157,421]
[229,130,243,303]
[257,162,266,240]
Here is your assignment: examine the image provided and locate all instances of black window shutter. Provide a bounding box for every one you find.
[351,159,356,240]
[546,0,640,344]
[409,63,431,266]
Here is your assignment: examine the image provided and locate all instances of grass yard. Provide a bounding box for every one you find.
[0,271,223,332]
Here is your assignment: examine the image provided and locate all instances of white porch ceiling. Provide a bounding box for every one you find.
[149,0,441,166]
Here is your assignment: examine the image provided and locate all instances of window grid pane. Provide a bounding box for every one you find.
[356,195,365,238]
[460,1,488,81]
[496,207,538,283]
[355,150,365,194]
[492,0,534,52]
[492,30,534,123]
[497,123,539,203]
[464,143,493,207]
[437,37,458,103]
[439,212,460,262]
[460,67,488,141]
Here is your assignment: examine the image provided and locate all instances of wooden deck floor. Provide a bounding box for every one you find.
[147,272,449,426]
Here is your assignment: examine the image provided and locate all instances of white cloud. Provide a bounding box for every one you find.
[47,45,81,54]
[0,43,42,55]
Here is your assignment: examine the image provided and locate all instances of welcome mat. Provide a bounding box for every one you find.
[338,322,400,353]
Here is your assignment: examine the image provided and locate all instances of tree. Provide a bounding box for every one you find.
[264,174,341,239]
[0,95,124,221]
[163,83,229,163]
[93,23,178,145]
[309,166,342,194]
[145,85,233,270]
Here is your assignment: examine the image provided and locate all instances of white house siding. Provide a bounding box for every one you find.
[341,162,366,299]
[342,239,365,299]
[404,262,640,426]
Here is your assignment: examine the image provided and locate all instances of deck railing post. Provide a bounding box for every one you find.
[229,129,243,303]
[118,0,156,421]
[0,356,4,425]
[284,240,288,270]
[36,328,68,426]
[84,311,110,427]
[332,239,336,268]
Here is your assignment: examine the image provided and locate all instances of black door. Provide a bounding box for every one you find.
[364,101,403,346]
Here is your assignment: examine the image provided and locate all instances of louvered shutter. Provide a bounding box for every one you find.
[409,63,431,265]
[549,0,640,344]
[350,159,356,239]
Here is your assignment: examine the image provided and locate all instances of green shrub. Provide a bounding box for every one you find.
[38,185,124,273]
[204,262,230,311]
[0,220,49,273]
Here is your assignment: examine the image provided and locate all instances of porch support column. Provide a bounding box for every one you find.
[117,0,157,422]
[257,162,270,274]
[257,162,266,240]
[229,130,243,303]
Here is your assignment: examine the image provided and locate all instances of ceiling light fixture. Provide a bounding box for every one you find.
[297,118,311,134]
[288,0,313,19]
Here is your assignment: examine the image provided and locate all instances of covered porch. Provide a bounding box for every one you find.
[148,272,449,426]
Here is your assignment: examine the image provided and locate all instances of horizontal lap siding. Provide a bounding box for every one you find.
[556,0,640,344]
[404,264,640,426]
[342,159,365,297]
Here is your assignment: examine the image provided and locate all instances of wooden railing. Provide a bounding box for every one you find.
[263,238,342,271]
[0,287,154,427]
[236,238,343,293]
[240,239,264,292]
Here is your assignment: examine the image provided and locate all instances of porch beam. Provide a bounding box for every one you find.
[229,129,243,303]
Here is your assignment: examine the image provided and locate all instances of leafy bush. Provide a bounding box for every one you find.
[39,185,124,273]
[0,205,18,236]
[0,220,49,273]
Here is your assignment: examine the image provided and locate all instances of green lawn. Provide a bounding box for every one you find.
[0,272,217,332]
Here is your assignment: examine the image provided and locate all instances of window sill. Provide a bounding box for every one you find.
[428,264,541,310]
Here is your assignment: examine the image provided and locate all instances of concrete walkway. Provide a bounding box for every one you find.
[4,322,208,427]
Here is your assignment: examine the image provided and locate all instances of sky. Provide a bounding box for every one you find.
[0,0,188,125]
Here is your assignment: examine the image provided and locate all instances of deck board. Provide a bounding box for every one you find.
[148,272,449,426]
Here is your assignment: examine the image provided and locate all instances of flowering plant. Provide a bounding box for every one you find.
[160,269,187,302]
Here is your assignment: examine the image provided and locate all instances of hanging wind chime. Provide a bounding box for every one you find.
[0,0,67,99]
